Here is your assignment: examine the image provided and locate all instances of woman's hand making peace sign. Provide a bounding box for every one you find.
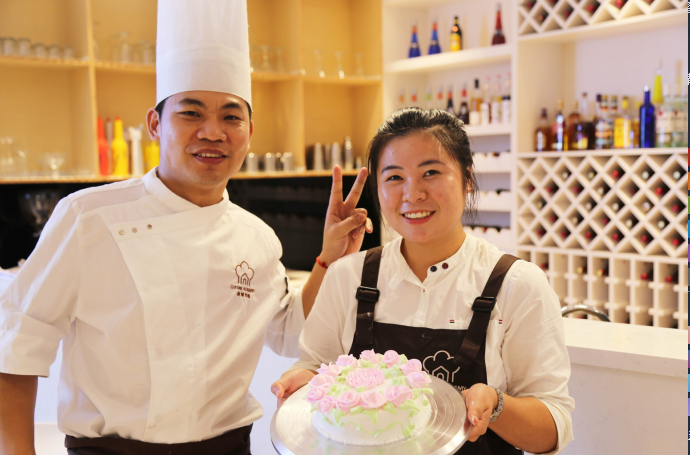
[319,166,374,266]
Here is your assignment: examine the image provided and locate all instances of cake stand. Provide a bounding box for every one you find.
[270,376,471,455]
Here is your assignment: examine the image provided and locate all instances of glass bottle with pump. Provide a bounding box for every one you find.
[535,108,551,152]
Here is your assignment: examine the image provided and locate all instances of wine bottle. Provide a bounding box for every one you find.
[560,229,569,239]
[539,262,548,271]
[537,228,546,237]
[408,22,421,58]
[491,3,506,45]
[561,171,570,180]
[584,230,594,240]
[549,215,557,223]
[601,216,610,225]
[656,220,666,229]
[629,186,638,196]
[572,185,583,195]
[624,218,636,229]
[610,169,622,180]
[672,237,682,246]
[570,215,581,225]
[529,185,535,193]
[536,200,545,209]
[611,232,621,242]
[445,85,455,116]
[587,171,595,180]
[672,170,681,180]
[640,170,651,180]
[671,203,680,213]
[428,19,441,55]
[639,86,656,148]
[654,186,666,197]
[664,272,678,284]
[546,184,558,195]
[595,267,609,277]
[596,185,608,196]
[575,265,586,274]
[535,108,551,151]
[639,233,650,244]
[611,202,621,212]
[584,201,594,211]
[641,201,651,212]
[587,1,600,13]
[450,16,462,52]
[640,271,652,281]
[458,83,470,123]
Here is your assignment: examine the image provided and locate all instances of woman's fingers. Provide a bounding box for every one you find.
[343,167,368,210]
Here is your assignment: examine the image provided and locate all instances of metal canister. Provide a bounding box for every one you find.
[283,152,294,171]
[47,45,61,59]
[331,141,342,168]
[244,152,258,173]
[17,38,31,57]
[264,153,276,172]
[2,37,17,56]
[313,142,324,171]
[32,43,46,58]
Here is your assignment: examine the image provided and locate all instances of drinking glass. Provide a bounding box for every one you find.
[334,51,344,79]
[2,37,17,56]
[32,43,46,58]
[63,46,75,59]
[354,53,365,77]
[18,38,31,57]
[42,152,66,177]
[0,137,16,176]
[259,45,271,72]
[273,46,285,73]
[47,45,61,59]
[20,191,60,238]
[313,49,325,78]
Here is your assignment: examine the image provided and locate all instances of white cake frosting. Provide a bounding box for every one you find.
[305,350,434,446]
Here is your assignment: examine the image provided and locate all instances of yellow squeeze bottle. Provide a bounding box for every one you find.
[111,117,129,176]
[144,140,160,173]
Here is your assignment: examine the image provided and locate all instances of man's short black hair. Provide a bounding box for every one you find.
[154,96,252,120]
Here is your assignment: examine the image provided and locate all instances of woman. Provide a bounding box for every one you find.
[272,108,574,454]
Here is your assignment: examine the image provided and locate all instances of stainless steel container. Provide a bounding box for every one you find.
[244,152,258,173]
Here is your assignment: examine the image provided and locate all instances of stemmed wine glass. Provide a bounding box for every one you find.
[19,191,60,238]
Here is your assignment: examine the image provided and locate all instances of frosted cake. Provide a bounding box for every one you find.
[305,350,434,446]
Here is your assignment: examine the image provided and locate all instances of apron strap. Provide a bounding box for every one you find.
[453,254,520,369]
[352,246,384,348]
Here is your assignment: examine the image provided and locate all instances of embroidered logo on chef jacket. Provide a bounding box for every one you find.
[423,350,460,383]
[231,261,256,299]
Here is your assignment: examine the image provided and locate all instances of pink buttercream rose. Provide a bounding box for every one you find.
[306,387,326,403]
[406,371,432,389]
[385,385,414,407]
[309,374,335,390]
[382,350,401,367]
[336,390,361,412]
[336,354,358,368]
[317,395,337,413]
[359,350,380,364]
[316,363,342,377]
[360,391,387,409]
[346,368,385,390]
[399,359,422,376]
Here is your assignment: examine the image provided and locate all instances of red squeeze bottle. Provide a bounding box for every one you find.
[97,116,110,176]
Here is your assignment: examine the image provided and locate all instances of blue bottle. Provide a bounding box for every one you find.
[409,23,421,58]
[639,85,656,148]
[428,20,441,55]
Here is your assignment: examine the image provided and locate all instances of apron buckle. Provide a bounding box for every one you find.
[471,296,496,313]
[355,286,380,304]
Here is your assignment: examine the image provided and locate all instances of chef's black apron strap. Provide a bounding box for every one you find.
[351,246,384,350]
[453,255,520,369]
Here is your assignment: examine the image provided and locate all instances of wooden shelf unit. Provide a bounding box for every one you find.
[0,0,383,179]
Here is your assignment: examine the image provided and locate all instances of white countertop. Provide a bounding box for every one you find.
[562,318,687,378]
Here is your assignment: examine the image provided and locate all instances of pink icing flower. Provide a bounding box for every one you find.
[360,390,387,409]
[346,368,385,390]
[316,363,342,377]
[309,374,335,390]
[400,359,422,376]
[385,385,414,407]
[382,350,401,367]
[336,354,358,368]
[406,371,432,389]
[336,390,361,412]
[359,350,380,364]
[317,395,337,413]
[306,387,326,403]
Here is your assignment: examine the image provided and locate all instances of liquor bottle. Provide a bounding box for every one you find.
[594,95,612,149]
[458,83,470,123]
[551,99,567,151]
[437,85,445,110]
[630,100,640,148]
[425,86,434,109]
[639,271,652,281]
[428,19,441,55]
[595,267,609,277]
[613,96,632,149]
[445,85,455,116]
[502,73,511,124]
[450,16,462,52]
[469,79,482,125]
[97,116,110,176]
[655,84,674,148]
[410,87,418,107]
[566,100,580,150]
[491,75,501,125]
[492,3,506,45]
[652,61,663,106]
[639,86,656,148]
[672,64,688,147]
[111,117,129,176]
[664,272,678,284]
[408,22,421,58]
[535,108,551,151]
[481,76,491,125]
[609,95,619,134]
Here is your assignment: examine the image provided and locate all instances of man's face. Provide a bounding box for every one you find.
[147,90,253,189]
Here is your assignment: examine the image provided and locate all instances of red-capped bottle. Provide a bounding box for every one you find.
[492,4,506,46]
[672,237,682,247]
[97,116,110,176]
[640,271,652,281]
[540,262,549,271]
[664,272,678,284]
[610,169,623,180]
[595,267,609,277]
[654,186,667,197]
[601,216,610,225]
[575,265,586,274]
[587,1,600,13]
[639,233,650,244]
[549,215,557,223]
[537,228,546,237]
[572,184,583,194]
[560,229,570,239]
[611,232,621,242]
[584,230,594,239]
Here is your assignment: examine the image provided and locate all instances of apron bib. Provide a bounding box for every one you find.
[348,247,522,455]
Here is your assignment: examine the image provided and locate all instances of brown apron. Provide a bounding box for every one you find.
[349,247,522,455]
[64,424,252,455]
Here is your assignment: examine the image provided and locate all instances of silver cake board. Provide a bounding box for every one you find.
[270,375,471,454]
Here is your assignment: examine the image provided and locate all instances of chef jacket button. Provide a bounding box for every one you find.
[132,228,137,233]
[118,230,124,236]
[430,266,437,272]
[442,263,449,269]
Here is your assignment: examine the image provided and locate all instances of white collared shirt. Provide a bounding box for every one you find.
[293,234,574,454]
[0,169,304,443]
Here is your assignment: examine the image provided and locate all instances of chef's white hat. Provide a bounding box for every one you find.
[156,0,252,109]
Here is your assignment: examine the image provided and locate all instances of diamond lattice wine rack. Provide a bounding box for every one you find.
[516,149,688,329]
[517,0,686,36]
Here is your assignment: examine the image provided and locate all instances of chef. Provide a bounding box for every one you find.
[0,1,372,454]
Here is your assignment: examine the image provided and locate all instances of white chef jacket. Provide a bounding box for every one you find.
[0,168,304,443]
[292,234,574,454]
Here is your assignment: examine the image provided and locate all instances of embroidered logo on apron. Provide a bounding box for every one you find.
[232,261,255,298]
[422,350,461,383]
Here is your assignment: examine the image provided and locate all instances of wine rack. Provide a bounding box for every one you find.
[517,0,686,36]
[516,149,687,329]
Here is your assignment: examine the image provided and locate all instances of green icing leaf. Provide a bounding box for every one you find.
[423,398,429,406]
[359,360,372,368]
[399,354,409,364]
[412,389,421,399]
[391,377,403,386]
[341,366,353,375]
[421,387,434,395]
[373,430,382,438]
[349,406,363,415]
[356,386,366,392]
[356,425,361,431]
[335,376,346,383]
[399,399,420,412]
[402,424,415,437]
[329,385,338,393]
[382,402,398,414]
[310,403,318,412]
[333,409,346,424]
[362,409,379,424]
[323,416,335,426]
[409,410,417,418]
